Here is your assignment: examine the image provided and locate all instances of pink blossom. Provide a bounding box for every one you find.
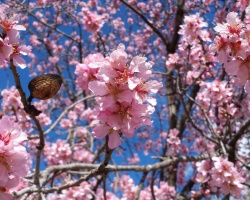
[196,157,245,198]
[224,49,250,93]
[96,44,128,82]
[92,124,121,149]
[75,127,88,138]
[11,44,32,69]
[193,138,210,153]
[127,17,133,24]
[209,157,245,198]
[43,140,71,165]
[36,113,51,126]
[29,35,41,47]
[97,101,153,137]
[0,14,26,34]
[52,181,94,199]
[108,131,121,149]
[236,0,250,11]
[81,9,104,33]
[209,35,230,64]
[196,80,233,107]
[245,80,250,93]
[186,71,201,85]
[129,55,153,79]
[7,29,20,44]
[89,80,133,108]
[167,128,181,155]
[113,175,137,199]
[211,10,250,93]
[68,110,78,121]
[96,188,119,200]
[214,12,243,36]
[153,181,176,200]
[195,173,210,183]
[82,108,97,123]
[86,44,161,148]
[196,159,212,175]
[0,116,28,189]
[60,118,73,129]
[128,0,136,4]
[48,56,59,65]
[0,38,12,66]
[179,14,208,37]
[166,53,179,70]
[73,147,93,163]
[127,153,140,164]
[1,86,22,110]
[75,53,105,90]
[0,191,13,200]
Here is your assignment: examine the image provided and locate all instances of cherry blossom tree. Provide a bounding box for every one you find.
[0,0,249,199]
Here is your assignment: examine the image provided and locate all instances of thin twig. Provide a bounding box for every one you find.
[103,173,107,200]
[44,95,95,135]
[150,170,156,200]
[120,0,168,48]
[134,172,148,200]
[175,74,218,144]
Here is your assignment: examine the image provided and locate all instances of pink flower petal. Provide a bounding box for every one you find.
[245,80,250,93]
[92,124,109,139]
[7,29,20,44]
[88,81,108,96]
[225,60,240,75]
[13,55,26,69]
[108,132,121,149]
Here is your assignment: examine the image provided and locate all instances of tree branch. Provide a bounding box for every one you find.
[13,154,213,197]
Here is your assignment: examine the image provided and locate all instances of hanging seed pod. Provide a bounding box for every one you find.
[28,74,62,102]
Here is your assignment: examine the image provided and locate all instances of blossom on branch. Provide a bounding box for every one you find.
[0,37,12,66]
[75,53,105,90]
[0,8,31,69]
[80,7,104,34]
[196,157,245,198]
[76,44,162,149]
[0,116,28,198]
[0,13,26,38]
[211,7,250,93]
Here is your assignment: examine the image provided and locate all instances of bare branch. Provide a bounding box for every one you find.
[13,154,213,197]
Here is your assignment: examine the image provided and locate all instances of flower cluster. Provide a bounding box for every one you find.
[211,6,250,93]
[176,13,215,86]
[196,157,245,198]
[195,80,238,127]
[1,87,32,130]
[76,44,162,149]
[78,4,104,34]
[75,53,105,90]
[179,13,208,40]
[49,181,119,200]
[113,175,176,200]
[1,86,23,110]
[0,116,29,199]
[167,128,181,156]
[0,6,31,68]
[43,140,72,166]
